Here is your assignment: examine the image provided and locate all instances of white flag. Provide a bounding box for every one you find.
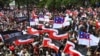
[89,34,100,46]
[78,33,100,47]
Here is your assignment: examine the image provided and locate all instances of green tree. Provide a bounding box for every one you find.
[0,0,12,7]
[0,0,100,9]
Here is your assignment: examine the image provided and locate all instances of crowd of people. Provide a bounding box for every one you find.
[0,5,100,56]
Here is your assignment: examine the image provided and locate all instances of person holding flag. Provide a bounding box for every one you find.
[44,11,51,24]
[30,10,39,26]
[38,11,44,24]
[63,12,72,27]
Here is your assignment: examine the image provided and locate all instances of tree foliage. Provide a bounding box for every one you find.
[0,0,100,9]
[0,0,12,6]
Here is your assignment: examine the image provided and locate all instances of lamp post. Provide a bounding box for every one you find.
[84,0,89,7]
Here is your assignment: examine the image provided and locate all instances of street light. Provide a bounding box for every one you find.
[84,0,89,7]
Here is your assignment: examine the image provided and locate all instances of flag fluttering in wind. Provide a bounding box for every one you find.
[77,31,100,47]
[0,30,23,43]
[38,25,69,40]
[38,12,44,22]
[53,16,64,29]
[14,38,34,46]
[89,34,100,46]
[30,18,35,26]
[13,34,34,46]
[43,29,68,40]
[27,26,39,36]
[77,31,90,46]
[42,38,62,52]
[48,31,69,40]
[63,41,83,56]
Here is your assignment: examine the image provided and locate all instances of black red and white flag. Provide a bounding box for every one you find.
[42,28,69,40]
[13,34,34,46]
[42,38,62,52]
[63,41,83,56]
[27,26,40,36]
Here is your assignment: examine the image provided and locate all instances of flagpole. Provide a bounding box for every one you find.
[94,45,99,56]
[87,34,91,56]
[94,38,100,55]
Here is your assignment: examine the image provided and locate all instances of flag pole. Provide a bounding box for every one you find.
[94,45,99,56]
[94,38,100,55]
[86,46,91,56]
[87,34,91,56]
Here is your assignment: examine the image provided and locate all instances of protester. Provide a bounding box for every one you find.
[0,6,100,56]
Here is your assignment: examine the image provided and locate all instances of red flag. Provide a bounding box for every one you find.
[9,45,15,51]
[42,38,60,52]
[14,38,34,46]
[49,31,69,40]
[42,38,51,47]
[63,41,83,56]
[38,24,58,34]
[27,26,39,35]
[39,25,69,40]
[42,29,68,40]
